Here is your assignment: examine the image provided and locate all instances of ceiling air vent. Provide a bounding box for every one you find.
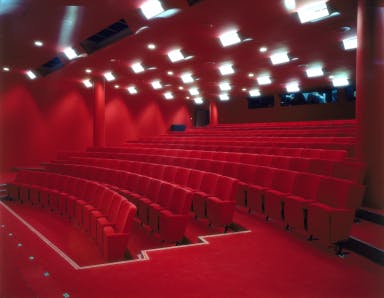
[80,18,132,54]
[187,0,203,6]
[36,56,65,77]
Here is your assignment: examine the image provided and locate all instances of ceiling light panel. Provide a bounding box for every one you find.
[164,92,174,99]
[167,49,185,62]
[306,66,324,78]
[219,93,230,101]
[82,79,93,88]
[63,47,78,60]
[270,52,290,65]
[257,75,272,85]
[298,1,329,23]
[284,0,296,10]
[189,87,199,96]
[127,86,138,94]
[181,72,194,83]
[151,80,162,89]
[2,66,10,72]
[194,97,204,104]
[131,62,145,73]
[140,0,165,20]
[219,63,235,75]
[219,29,241,47]
[103,71,115,81]
[286,81,300,92]
[26,70,37,80]
[34,40,43,47]
[249,88,261,97]
[219,82,231,91]
[343,36,357,50]
[332,77,349,87]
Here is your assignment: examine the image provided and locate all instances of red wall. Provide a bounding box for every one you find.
[0,76,193,172]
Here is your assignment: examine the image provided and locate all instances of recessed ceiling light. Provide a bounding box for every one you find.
[167,71,174,75]
[167,49,185,63]
[147,43,156,50]
[249,88,261,97]
[286,81,300,92]
[257,75,272,85]
[259,46,268,53]
[242,88,247,92]
[219,63,235,75]
[85,68,92,73]
[2,66,10,72]
[178,86,184,90]
[164,92,174,100]
[131,62,145,73]
[270,51,290,65]
[332,76,349,87]
[114,84,120,89]
[298,1,329,23]
[181,72,194,83]
[186,96,190,99]
[219,93,230,101]
[140,0,164,20]
[343,36,357,50]
[63,47,78,60]
[248,73,254,78]
[26,70,37,80]
[151,80,162,89]
[189,87,199,96]
[103,71,115,82]
[82,79,93,88]
[306,65,324,78]
[284,0,296,10]
[219,81,231,91]
[219,29,241,47]
[34,40,43,47]
[127,86,138,94]
[194,97,204,104]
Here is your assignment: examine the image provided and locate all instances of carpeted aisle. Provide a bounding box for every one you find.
[1,201,383,298]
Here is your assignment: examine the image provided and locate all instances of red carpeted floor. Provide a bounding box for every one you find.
[1,200,383,298]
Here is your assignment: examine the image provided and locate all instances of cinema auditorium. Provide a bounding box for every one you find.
[0,0,383,297]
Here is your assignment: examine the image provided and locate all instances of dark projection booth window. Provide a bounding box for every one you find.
[345,85,356,101]
[247,95,275,109]
[280,88,338,106]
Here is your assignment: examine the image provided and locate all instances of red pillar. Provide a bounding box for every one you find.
[356,0,384,208]
[209,101,218,126]
[93,79,106,147]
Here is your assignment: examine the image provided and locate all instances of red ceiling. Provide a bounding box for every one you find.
[0,0,359,102]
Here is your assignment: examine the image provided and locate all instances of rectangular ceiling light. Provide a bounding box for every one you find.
[103,71,115,81]
[284,0,296,10]
[127,86,138,94]
[219,93,230,101]
[219,82,231,91]
[131,62,145,73]
[151,80,162,89]
[82,79,93,88]
[286,81,300,92]
[167,49,185,63]
[332,77,349,87]
[194,97,204,104]
[270,52,290,65]
[164,92,174,100]
[219,29,241,47]
[249,88,261,97]
[219,63,235,75]
[189,87,199,96]
[140,0,164,20]
[63,47,78,60]
[181,72,194,83]
[257,75,272,85]
[298,1,329,23]
[26,70,37,80]
[306,66,324,78]
[343,36,357,50]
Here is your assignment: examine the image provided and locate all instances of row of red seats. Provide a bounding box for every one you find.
[56,156,365,246]
[6,170,136,261]
[126,140,355,157]
[66,149,366,184]
[100,144,349,160]
[44,163,200,243]
[51,158,239,230]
